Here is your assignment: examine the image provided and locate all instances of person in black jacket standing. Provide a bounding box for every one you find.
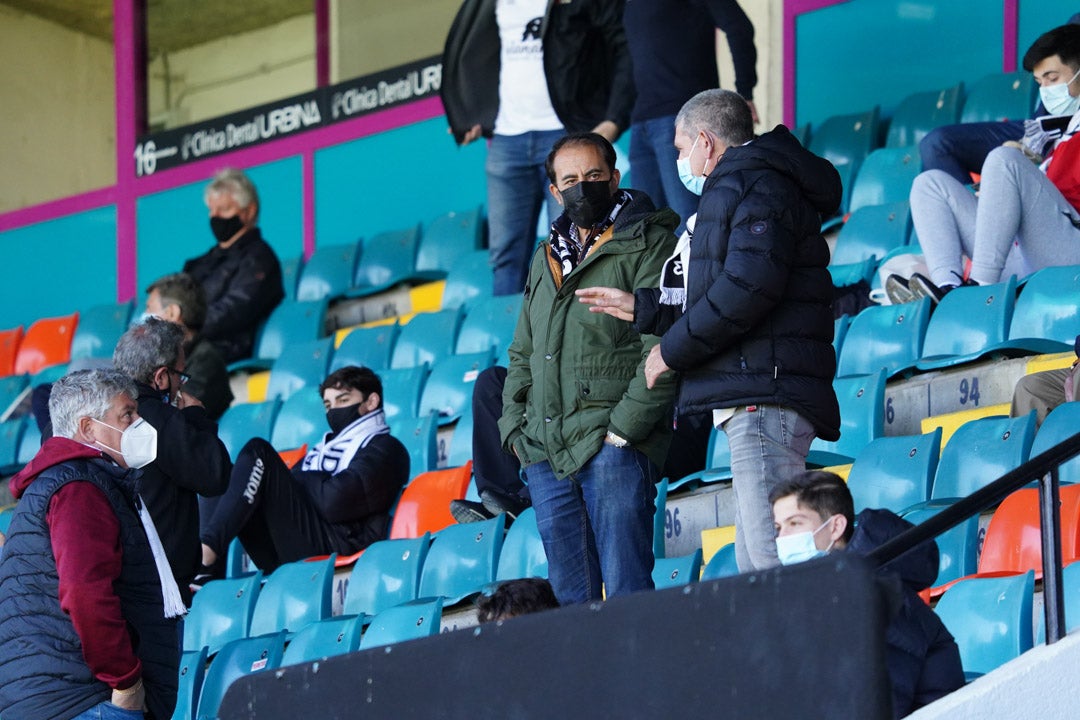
[113,317,232,603]
[441,0,634,296]
[183,167,285,363]
[579,90,841,572]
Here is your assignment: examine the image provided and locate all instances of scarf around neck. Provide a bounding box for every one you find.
[659,213,696,310]
[548,189,632,276]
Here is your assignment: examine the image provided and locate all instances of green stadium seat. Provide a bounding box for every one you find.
[1030,402,1080,485]
[396,412,439,475]
[1003,265,1080,353]
[69,301,133,362]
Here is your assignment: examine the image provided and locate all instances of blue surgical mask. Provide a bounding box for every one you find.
[775,515,837,566]
[1039,67,1080,116]
[677,134,712,196]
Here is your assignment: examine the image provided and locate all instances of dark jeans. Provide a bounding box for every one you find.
[918,120,1025,185]
[629,115,699,233]
[472,366,529,501]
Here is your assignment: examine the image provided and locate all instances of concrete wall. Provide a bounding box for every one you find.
[330,0,461,82]
[716,0,782,131]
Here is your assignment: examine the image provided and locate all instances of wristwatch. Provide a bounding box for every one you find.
[605,431,630,448]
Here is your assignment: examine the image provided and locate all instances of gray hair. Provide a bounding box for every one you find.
[675,89,754,147]
[146,272,207,330]
[113,316,185,384]
[204,167,259,219]
[50,369,138,440]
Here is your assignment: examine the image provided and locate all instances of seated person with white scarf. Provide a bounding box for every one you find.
[198,366,410,576]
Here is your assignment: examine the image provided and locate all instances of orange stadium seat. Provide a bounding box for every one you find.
[0,326,25,377]
[14,312,78,376]
[389,461,473,539]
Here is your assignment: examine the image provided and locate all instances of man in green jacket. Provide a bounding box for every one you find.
[499,132,679,605]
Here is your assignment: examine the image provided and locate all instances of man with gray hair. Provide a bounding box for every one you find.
[579,89,842,572]
[114,317,231,602]
[182,167,285,363]
[0,369,181,720]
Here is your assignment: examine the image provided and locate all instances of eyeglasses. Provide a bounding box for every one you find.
[166,367,191,385]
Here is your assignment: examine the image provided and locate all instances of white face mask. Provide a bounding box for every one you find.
[92,417,158,469]
[1039,66,1080,116]
[775,515,837,566]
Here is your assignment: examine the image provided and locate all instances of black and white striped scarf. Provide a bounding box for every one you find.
[548,189,632,276]
[659,214,695,310]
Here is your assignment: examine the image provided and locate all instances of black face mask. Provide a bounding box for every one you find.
[326,402,362,435]
[560,180,615,228]
[210,215,245,245]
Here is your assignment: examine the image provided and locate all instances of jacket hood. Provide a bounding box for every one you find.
[848,508,940,591]
[714,125,842,217]
[9,436,109,499]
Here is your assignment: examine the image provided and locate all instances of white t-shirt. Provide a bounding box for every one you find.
[493,0,564,136]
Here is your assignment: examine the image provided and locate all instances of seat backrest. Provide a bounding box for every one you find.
[249,556,336,637]
[395,412,439,477]
[380,364,430,423]
[960,71,1036,123]
[830,201,912,267]
[919,277,1016,366]
[900,500,980,587]
[330,323,399,372]
[280,614,364,667]
[848,429,941,513]
[354,225,422,290]
[700,543,739,581]
[934,571,1034,676]
[496,507,549,581]
[445,410,473,469]
[1008,265,1080,349]
[0,374,28,419]
[16,418,41,468]
[391,308,465,370]
[195,631,286,720]
[296,242,360,302]
[979,485,1080,575]
[252,300,328,362]
[390,461,474,538]
[175,646,209,720]
[0,326,23,378]
[70,301,132,361]
[359,597,444,650]
[269,391,327,452]
[836,298,931,379]
[885,83,964,148]
[344,534,431,616]
[418,350,494,424]
[931,413,1037,500]
[419,514,505,603]
[0,417,26,474]
[848,147,922,213]
[265,337,334,401]
[652,549,703,590]
[809,369,886,463]
[15,312,78,376]
[416,206,483,274]
[183,572,263,655]
[217,400,282,460]
[280,253,303,302]
[441,249,494,310]
[455,293,523,360]
[809,107,880,169]
[1031,401,1080,485]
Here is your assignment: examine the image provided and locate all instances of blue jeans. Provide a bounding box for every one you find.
[918,120,1025,185]
[71,700,144,719]
[629,115,698,233]
[723,405,816,572]
[524,443,658,604]
[486,130,566,296]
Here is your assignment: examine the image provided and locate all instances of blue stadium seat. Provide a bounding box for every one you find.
[441,249,494,310]
[390,308,465,370]
[280,253,303,302]
[959,71,1036,123]
[280,614,364,667]
[395,412,439,475]
[249,556,336,638]
[296,242,360,302]
[652,549,703,589]
[174,646,208,720]
[847,429,941,513]
[455,293,523,361]
[836,299,931,379]
[416,206,484,276]
[195,631,286,720]
[848,147,922,213]
[829,202,912,268]
[269,391,327,451]
[930,413,1037,500]
[69,301,133,362]
[934,571,1034,679]
[418,350,494,425]
[0,416,26,475]
[1003,265,1080,353]
[669,427,733,491]
[217,400,282,460]
[496,507,548,581]
[183,572,263,655]
[348,225,422,297]
[652,476,669,560]
[343,534,431,617]
[808,369,887,466]
[833,314,850,363]
[229,299,328,373]
[791,124,811,147]
[827,257,876,288]
[380,365,430,422]
[885,83,964,148]
[359,597,443,650]
[265,337,334,401]
[917,277,1017,370]
[330,323,399,372]
[0,506,14,536]
[0,374,28,418]
[900,500,980,588]
[418,514,505,604]
[1030,402,1080,485]
[445,410,473,469]
[700,543,739,581]
[17,419,41,466]
[810,107,880,214]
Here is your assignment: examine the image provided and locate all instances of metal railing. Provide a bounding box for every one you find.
[867,430,1080,645]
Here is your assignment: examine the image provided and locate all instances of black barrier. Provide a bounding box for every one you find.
[220,555,891,720]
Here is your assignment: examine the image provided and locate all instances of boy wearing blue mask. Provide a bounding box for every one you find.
[769,471,965,717]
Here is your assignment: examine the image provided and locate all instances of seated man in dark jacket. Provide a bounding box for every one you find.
[199,366,410,576]
[770,471,965,717]
[183,167,285,363]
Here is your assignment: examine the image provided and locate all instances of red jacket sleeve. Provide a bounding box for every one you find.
[48,482,142,690]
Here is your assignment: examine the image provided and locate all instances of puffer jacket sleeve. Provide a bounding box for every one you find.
[633,287,682,336]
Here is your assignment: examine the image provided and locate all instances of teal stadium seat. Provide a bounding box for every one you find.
[343,534,431,617]
[455,293,523,361]
[791,124,810,147]
[827,256,876,288]
[833,314,850,363]
[419,514,505,604]
[670,427,733,491]
[1004,265,1080,353]
[807,369,887,466]
[652,476,669,560]
[217,400,282,460]
[269,391,327,451]
[930,413,1036,500]
[0,506,14,536]
[917,277,1017,370]
[829,202,912,267]
[1036,560,1080,643]
[418,350,494,425]
[228,299,328,373]
[847,147,922,213]
[652,549,703,589]
[265,337,334,401]
[0,374,28,418]
[934,571,1034,679]
[280,614,364,666]
[348,225,422,297]
[330,323,399,372]
[195,631,286,720]
[847,429,942,513]
[248,556,336,638]
[835,298,931,379]
[395,412,439,475]
[445,410,473,468]
[496,507,548,581]
[359,597,443,650]
[296,242,359,302]
[416,206,484,277]
[279,253,303,302]
[390,308,465,370]
[1030,402,1080,485]
[885,83,964,148]
[0,417,26,475]
[700,544,739,580]
[809,107,880,214]
[379,365,429,423]
[17,420,41,467]
[69,301,133,362]
[173,646,208,720]
[441,249,494,310]
[900,500,980,588]
[959,71,1037,123]
[184,572,263,655]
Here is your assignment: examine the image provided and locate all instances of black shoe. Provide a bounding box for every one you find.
[480,488,531,521]
[189,562,224,593]
[884,274,916,305]
[450,499,495,524]
[908,273,952,305]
